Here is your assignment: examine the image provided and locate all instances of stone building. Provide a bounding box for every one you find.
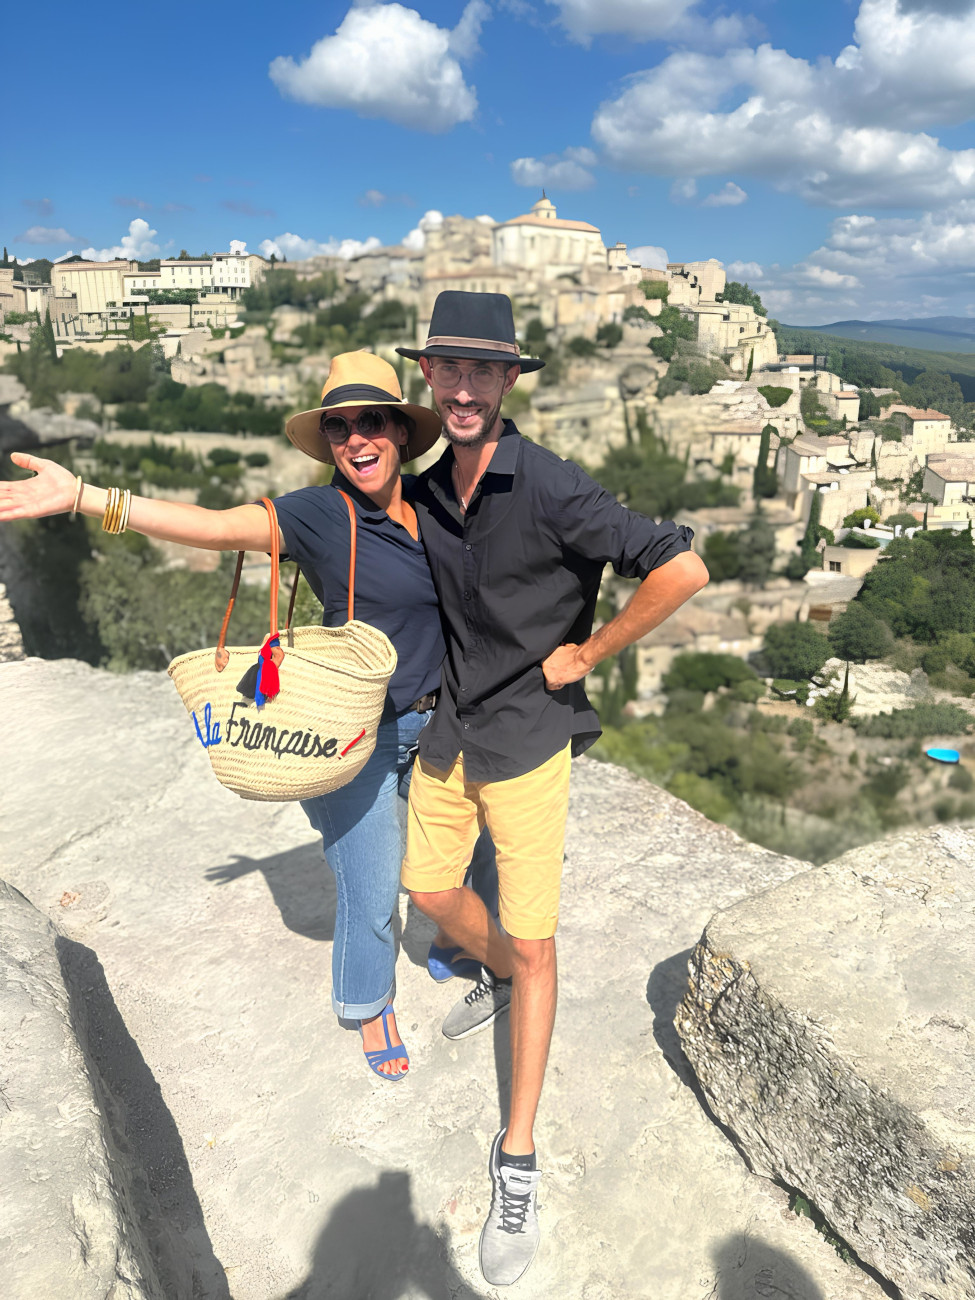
[491,196,606,278]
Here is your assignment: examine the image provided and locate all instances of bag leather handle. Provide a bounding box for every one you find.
[213,490,358,671]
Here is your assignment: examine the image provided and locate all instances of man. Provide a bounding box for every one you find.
[397,292,708,1286]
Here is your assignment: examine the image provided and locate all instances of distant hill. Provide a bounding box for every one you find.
[775,324,975,403]
[789,317,975,355]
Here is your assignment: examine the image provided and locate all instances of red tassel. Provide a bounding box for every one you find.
[256,634,281,705]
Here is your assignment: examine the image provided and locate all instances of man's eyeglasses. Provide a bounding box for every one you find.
[319,407,389,443]
[429,360,507,393]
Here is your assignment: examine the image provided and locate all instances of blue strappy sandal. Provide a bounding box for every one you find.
[359,1004,409,1081]
[427,942,483,983]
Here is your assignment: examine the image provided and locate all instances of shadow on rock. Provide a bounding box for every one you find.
[647,947,698,1088]
[206,843,337,940]
[56,935,230,1300]
[712,1236,825,1299]
[280,1169,485,1300]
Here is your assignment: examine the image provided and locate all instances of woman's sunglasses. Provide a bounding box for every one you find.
[319,407,389,444]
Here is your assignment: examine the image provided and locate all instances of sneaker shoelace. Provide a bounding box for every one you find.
[498,1173,533,1234]
[465,971,496,1005]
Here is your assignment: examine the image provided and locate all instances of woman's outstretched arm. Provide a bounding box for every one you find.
[0,452,283,552]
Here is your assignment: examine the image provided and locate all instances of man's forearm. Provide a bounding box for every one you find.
[580,551,709,671]
[541,551,709,689]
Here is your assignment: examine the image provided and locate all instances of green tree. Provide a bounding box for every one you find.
[596,322,623,348]
[567,335,598,357]
[702,530,741,582]
[753,423,778,498]
[722,281,767,316]
[738,508,777,587]
[663,652,758,693]
[763,621,830,680]
[828,603,893,662]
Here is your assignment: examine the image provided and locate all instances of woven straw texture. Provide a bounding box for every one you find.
[168,621,397,802]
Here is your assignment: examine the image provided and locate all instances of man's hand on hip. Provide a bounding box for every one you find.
[541,644,592,690]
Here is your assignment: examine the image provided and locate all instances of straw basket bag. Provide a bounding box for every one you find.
[168,494,397,802]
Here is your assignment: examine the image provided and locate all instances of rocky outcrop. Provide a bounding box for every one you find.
[677,826,975,1300]
[0,880,165,1300]
[2,657,891,1299]
[0,583,24,660]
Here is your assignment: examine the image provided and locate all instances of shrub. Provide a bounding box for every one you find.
[596,322,623,348]
[663,652,758,694]
[641,280,669,301]
[623,305,651,323]
[244,451,270,468]
[843,533,882,549]
[207,447,241,466]
[649,333,676,362]
[763,621,830,681]
[842,507,881,529]
[851,702,973,738]
[757,385,792,408]
[828,603,893,662]
[567,335,598,357]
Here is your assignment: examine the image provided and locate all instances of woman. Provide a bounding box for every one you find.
[0,352,491,1080]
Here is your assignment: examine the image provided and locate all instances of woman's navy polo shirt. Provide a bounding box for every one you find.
[272,472,445,712]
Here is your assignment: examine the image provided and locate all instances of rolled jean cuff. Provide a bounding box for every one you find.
[332,978,394,1022]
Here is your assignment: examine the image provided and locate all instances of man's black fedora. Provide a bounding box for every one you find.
[396,290,545,372]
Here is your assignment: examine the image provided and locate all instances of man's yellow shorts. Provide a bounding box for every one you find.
[401,744,571,940]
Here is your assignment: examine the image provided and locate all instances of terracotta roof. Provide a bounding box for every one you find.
[925,455,975,480]
[499,214,601,234]
[887,405,950,421]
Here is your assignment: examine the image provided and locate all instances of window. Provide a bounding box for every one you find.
[829,561,842,573]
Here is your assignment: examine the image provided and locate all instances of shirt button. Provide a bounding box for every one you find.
[464,543,472,551]
[463,722,470,730]
[463,590,472,600]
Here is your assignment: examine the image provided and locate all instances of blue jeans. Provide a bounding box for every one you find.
[301,701,497,1020]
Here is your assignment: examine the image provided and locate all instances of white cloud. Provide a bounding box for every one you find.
[545,0,752,47]
[702,182,747,206]
[628,244,669,269]
[360,189,388,207]
[729,201,975,321]
[726,260,764,279]
[510,146,597,191]
[15,226,75,245]
[670,178,697,203]
[401,209,445,252]
[258,232,382,261]
[591,0,975,207]
[229,240,247,255]
[81,218,160,261]
[269,2,484,132]
[475,213,497,224]
[449,0,489,58]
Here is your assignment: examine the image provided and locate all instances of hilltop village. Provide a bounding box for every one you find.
[0,196,968,700]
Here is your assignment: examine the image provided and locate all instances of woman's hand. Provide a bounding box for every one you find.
[0,453,76,521]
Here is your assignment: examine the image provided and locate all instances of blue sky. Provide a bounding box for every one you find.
[7,0,975,324]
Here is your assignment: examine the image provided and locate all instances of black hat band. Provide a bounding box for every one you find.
[322,383,403,408]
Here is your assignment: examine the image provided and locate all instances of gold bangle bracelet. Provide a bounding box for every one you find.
[102,486,119,534]
[70,475,84,519]
[117,488,132,535]
[102,486,133,535]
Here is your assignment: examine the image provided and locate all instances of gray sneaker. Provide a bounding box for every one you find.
[441,966,512,1040]
[479,1128,541,1286]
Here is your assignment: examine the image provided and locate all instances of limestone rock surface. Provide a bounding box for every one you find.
[0,879,165,1300]
[677,827,975,1300]
[2,657,891,1299]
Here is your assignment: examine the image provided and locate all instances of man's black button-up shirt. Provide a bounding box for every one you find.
[413,421,694,781]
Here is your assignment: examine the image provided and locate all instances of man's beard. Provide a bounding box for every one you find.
[441,392,504,447]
